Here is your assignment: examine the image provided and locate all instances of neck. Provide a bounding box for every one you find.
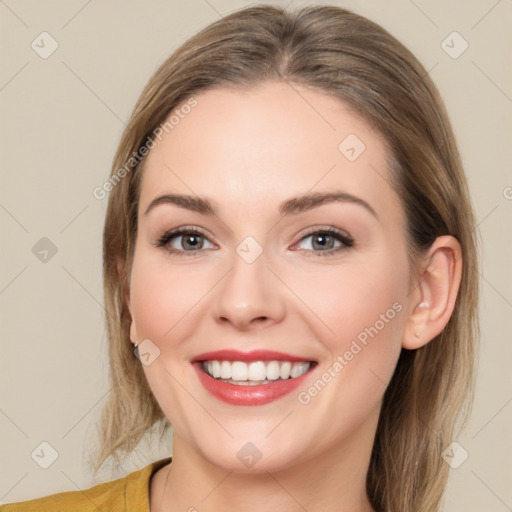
[151,416,378,512]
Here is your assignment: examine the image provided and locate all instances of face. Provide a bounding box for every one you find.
[127,81,413,473]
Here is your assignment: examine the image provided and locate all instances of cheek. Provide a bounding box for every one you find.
[287,257,407,439]
[290,256,407,349]
[127,248,214,432]
[290,255,407,409]
[129,249,211,344]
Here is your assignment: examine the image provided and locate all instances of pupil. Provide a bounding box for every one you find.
[184,234,201,250]
[313,233,333,250]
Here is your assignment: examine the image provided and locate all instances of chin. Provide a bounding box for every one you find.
[204,449,299,475]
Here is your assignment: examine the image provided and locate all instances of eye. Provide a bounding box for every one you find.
[154,226,354,257]
[293,227,354,257]
[154,227,216,255]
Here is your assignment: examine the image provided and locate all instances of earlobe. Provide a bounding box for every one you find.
[402,236,463,350]
[129,319,138,345]
[126,290,137,345]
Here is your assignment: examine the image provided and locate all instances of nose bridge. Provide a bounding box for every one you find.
[213,236,285,329]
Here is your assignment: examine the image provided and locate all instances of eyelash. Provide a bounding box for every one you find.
[153,226,354,257]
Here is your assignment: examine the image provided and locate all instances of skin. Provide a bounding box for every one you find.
[125,81,462,511]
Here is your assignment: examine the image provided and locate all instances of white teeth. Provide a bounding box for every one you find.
[248,361,266,381]
[211,360,221,378]
[231,361,248,381]
[220,361,231,379]
[291,362,310,378]
[266,361,280,380]
[280,361,292,379]
[201,360,312,382]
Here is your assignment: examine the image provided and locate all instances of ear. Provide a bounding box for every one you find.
[402,235,463,350]
[117,257,138,344]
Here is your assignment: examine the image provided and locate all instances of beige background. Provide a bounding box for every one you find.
[1,0,511,510]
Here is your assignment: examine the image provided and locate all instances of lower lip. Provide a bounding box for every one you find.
[193,362,314,406]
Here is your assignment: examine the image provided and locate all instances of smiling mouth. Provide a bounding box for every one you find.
[200,360,315,386]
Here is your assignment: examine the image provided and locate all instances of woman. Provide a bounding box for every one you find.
[2,4,478,512]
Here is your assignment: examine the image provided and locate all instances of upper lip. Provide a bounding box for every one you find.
[191,350,316,363]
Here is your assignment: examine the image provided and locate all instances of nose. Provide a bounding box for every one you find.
[212,249,286,332]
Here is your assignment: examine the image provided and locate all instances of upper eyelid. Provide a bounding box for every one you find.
[156,226,215,246]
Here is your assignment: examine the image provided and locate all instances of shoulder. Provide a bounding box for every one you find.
[1,457,172,512]
[1,476,126,512]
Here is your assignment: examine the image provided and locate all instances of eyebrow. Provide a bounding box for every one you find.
[144,191,378,219]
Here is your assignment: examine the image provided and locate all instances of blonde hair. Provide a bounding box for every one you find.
[90,5,479,511]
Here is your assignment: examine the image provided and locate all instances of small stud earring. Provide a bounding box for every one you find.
[415,331,421,338]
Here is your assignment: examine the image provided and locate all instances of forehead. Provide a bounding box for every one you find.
[138,81,399,220]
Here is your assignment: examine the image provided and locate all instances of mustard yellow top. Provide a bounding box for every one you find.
[1,457,172,512]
